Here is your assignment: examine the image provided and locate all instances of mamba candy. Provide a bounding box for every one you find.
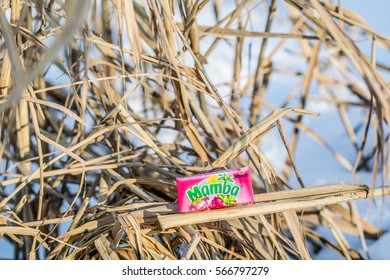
[176,167,254,213]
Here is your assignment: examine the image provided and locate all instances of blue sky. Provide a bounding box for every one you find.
[342,0,390,36]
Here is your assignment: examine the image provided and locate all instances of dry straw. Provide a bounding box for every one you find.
[0,0,389,260]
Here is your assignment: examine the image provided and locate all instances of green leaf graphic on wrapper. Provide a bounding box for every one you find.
[217,194,237,205]
[217,173,234,183]
[217,173,237,204]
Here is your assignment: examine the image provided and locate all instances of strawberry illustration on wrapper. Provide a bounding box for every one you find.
[176,167,254,213]
[210,194,237,209]
[189,197,209,211]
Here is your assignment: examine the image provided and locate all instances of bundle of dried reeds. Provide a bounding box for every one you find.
[0,0,389,260]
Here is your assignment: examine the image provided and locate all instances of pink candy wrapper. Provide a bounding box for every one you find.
[176,167,254,213]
